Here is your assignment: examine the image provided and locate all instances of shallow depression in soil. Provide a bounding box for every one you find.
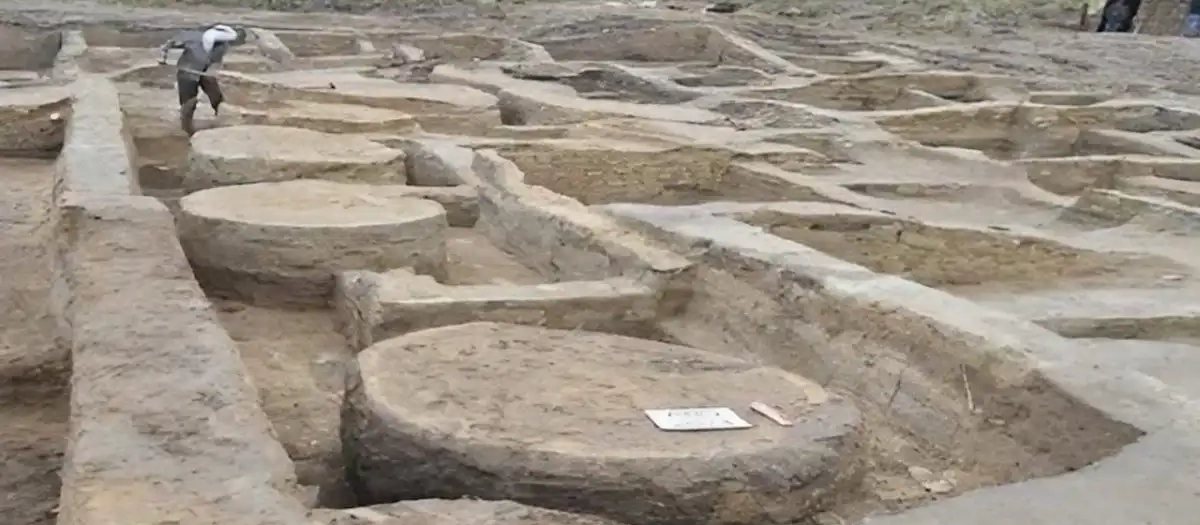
[747,212,1188,292]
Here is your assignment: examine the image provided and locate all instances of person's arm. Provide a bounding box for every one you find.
[201,25,241,54]
[158,33,188,64]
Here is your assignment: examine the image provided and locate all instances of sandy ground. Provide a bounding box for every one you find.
[0,157,69,525]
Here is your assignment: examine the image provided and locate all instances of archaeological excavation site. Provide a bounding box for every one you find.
[1,4,1199,525]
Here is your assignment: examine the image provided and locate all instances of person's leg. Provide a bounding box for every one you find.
[1100,0,1132,32]
[1186,0,1200,36]
[177,71,202,136]
[1120,0,1143,31]
[1097,0,1116,32]
[199,75,224,116]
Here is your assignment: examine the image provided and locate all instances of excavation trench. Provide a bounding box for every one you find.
[0,155,69,525]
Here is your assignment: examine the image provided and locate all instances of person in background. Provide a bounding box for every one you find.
[1096,0,1142,32]
[158,24,248,136]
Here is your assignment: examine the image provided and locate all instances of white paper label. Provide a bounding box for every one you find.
[644,407,753,431]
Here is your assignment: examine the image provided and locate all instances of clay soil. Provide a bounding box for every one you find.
[0,157,69,525]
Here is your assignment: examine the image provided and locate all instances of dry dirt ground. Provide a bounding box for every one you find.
[6,0,1200,524]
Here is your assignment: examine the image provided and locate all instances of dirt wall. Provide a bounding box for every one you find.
[0,25,62,70]
[1139,0,1188,35]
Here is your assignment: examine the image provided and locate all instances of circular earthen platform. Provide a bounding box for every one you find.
[182,125,406,192]
[342,322,863,525]
[177,179,448,306]
[315,499,625,525]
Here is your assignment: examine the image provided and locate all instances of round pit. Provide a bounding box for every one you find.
[315,499,625,525]
[178,179,448,306]
[183,125,406,192]
[343,322,864,525]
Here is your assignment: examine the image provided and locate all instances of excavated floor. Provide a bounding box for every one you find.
[13,8,1200,525]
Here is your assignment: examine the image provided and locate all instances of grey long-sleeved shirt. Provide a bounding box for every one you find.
[160,26,242,75]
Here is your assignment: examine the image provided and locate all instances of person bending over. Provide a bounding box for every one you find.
[159,24,248,135]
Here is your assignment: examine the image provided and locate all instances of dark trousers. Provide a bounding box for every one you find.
[1097,0,1143,32]
[177,70,223,108]
[176,69,224,136]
